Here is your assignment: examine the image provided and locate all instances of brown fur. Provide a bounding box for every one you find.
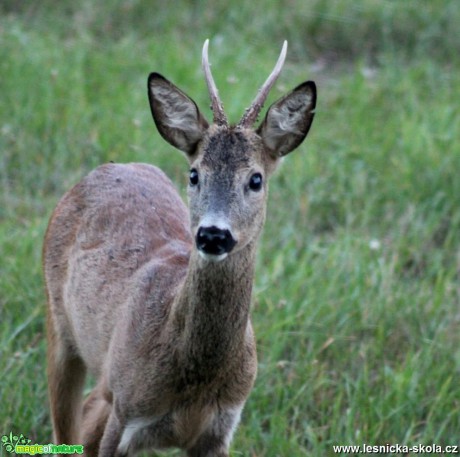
[44,46,316,456]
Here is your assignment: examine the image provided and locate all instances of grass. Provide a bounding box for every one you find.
[1,1,459,455]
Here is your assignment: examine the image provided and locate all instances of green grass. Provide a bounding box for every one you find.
[1,1,460,455]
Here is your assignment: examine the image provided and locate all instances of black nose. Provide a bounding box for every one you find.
[196,226,236,256]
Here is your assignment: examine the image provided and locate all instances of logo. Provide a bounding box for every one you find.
[1,432,84,455]
[1,433,31,453]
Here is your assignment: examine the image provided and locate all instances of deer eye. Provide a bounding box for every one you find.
[248,173,263,192]
[189,168,199,186]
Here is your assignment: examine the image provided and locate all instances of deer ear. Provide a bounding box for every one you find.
[257,81,316,158]
[148,73,209,156]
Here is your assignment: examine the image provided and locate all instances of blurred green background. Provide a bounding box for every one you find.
[1,1,459,456]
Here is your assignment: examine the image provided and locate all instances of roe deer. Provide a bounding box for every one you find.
[43,39,316,456]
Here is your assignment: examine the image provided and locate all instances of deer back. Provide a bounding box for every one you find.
[44,162,192,375]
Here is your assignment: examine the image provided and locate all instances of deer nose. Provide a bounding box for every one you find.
[196,226,236,257]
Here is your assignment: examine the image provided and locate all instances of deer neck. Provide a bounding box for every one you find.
[172,242,256,377]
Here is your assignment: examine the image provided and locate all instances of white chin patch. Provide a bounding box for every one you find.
[198,250,228,262]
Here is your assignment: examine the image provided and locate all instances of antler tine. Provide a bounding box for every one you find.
[238,41,288,128]
[202,39,228,127]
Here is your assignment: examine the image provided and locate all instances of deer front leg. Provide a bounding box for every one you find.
[186,405,244,457]
[187,443,229,457]
[98,410,124,457]
[81,380,112,456]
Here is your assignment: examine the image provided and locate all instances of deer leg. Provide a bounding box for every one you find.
[187,444,229,457]
[98,409,124,457]
[47,311,86,443]
[186,406,243,457]
[81,381,112,456]
[187,435,229,457]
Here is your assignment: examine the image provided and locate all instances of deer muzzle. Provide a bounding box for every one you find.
[196,225,237,260]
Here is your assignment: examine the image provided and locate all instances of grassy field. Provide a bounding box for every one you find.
[1,1,459,455]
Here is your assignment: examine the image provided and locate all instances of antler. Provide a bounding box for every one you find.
[238,41,288,128]
[202,39,228,127]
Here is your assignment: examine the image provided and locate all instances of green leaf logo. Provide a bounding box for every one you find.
[1,432,31,453]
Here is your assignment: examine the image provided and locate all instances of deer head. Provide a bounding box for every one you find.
[147,40,316,261]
